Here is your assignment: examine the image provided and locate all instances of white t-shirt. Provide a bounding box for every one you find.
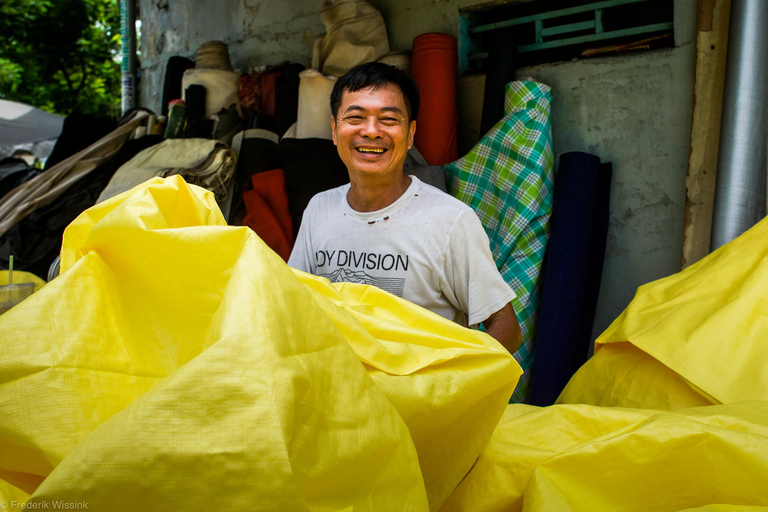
[288,176,516,326]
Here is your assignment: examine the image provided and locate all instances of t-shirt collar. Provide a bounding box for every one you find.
[342,175,421,222]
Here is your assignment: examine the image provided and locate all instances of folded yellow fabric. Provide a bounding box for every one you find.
[296,273,520,509]
[0,478,30,505]
[441,402,768,512]
[0,176,520,511]
[559,215,768,409]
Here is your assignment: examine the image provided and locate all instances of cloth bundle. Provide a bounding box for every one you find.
[445,81,555,402]
[0,111,149,239]
[267,137,350,236]
[0,158,40,201]
[1,136,163,279]
[0,176,520,511]
[312,0,390,77]
[242,169,293,261]
[97,139,235,204]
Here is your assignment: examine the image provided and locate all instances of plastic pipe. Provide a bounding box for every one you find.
[710,0,768,251]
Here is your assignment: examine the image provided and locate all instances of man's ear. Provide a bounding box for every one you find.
[407,120,417,149]
[331,115,338,146]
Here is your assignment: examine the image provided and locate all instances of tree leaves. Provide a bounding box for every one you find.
[0,0,122,119]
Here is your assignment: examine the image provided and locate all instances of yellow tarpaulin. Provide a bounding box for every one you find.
[559,215,768,409]
[0,176,520,511]
[441,402,768,512]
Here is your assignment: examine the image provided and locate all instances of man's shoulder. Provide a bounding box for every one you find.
[410,178,475,217]
[306,183,350,211]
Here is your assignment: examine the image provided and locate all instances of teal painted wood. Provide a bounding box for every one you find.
[595,8,604,33]
[469,0,652,34]
[518,22,673,52]
[540,20,596,37]
[468,22,673,60]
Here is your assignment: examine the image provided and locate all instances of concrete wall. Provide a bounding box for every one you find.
[138,0,698,340]
[138,0,326,113]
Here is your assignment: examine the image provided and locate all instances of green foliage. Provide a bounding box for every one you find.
[0,0,123,119]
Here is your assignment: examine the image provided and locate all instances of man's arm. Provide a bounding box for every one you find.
[482,302,521,355]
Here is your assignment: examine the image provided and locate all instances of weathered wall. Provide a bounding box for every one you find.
[138,0,698,341]
[139,0,326,113]
[535,0,697,339]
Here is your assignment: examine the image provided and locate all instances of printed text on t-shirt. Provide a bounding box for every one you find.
[315,250,409,272]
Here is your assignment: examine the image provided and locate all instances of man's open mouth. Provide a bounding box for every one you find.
[356,147,388,154]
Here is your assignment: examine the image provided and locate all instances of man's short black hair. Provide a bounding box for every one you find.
[330,62,420,122]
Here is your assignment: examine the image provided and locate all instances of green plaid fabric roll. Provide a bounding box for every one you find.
[445,81,555,402]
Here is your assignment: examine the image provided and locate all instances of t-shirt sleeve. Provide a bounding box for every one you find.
[444,209,517,326]
[287,202,315,273]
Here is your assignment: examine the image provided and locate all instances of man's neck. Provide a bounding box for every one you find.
[347,173,412,213]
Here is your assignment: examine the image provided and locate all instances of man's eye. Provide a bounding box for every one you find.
[381,118,398,124]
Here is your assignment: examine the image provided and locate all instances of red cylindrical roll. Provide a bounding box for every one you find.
[411,33,458,166]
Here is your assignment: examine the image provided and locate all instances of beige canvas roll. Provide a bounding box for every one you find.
[181,68,242,118]
[296,70,337,140]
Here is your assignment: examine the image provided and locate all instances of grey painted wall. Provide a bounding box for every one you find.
[138,0,697,341]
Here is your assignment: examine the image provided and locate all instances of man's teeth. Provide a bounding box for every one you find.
[357,148,386,153]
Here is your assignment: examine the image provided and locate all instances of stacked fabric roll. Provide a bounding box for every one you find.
[528,152,612,406]
[296,70,337,140]
[411,33,458,166]
[182,41,242,118]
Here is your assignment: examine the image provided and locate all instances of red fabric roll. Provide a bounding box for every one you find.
[242,169,294,261]
[411,33,458,166]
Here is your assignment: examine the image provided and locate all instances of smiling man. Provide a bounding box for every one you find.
[288,62,521,354]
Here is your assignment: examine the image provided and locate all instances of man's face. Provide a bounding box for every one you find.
[331,83,416,181]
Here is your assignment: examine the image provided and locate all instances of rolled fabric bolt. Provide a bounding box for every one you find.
[296,70,337,140]
[182,68,242,118]
[411,33,458,166]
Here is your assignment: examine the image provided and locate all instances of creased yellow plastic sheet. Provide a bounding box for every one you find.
[559,215,768,409]
[0,176,520,511]
[441,402,768,512]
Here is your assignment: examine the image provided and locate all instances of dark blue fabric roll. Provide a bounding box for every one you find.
[528,152,612,406]
[161,56,195,116]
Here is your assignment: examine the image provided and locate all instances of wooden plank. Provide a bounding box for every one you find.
[681,0,731,268]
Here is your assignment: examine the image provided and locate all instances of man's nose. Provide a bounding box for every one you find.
[359,116,382,137]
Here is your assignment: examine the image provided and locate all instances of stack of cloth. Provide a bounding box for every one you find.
[1,177,768,510]
[97,138,235,205]
[0,111,152,278]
